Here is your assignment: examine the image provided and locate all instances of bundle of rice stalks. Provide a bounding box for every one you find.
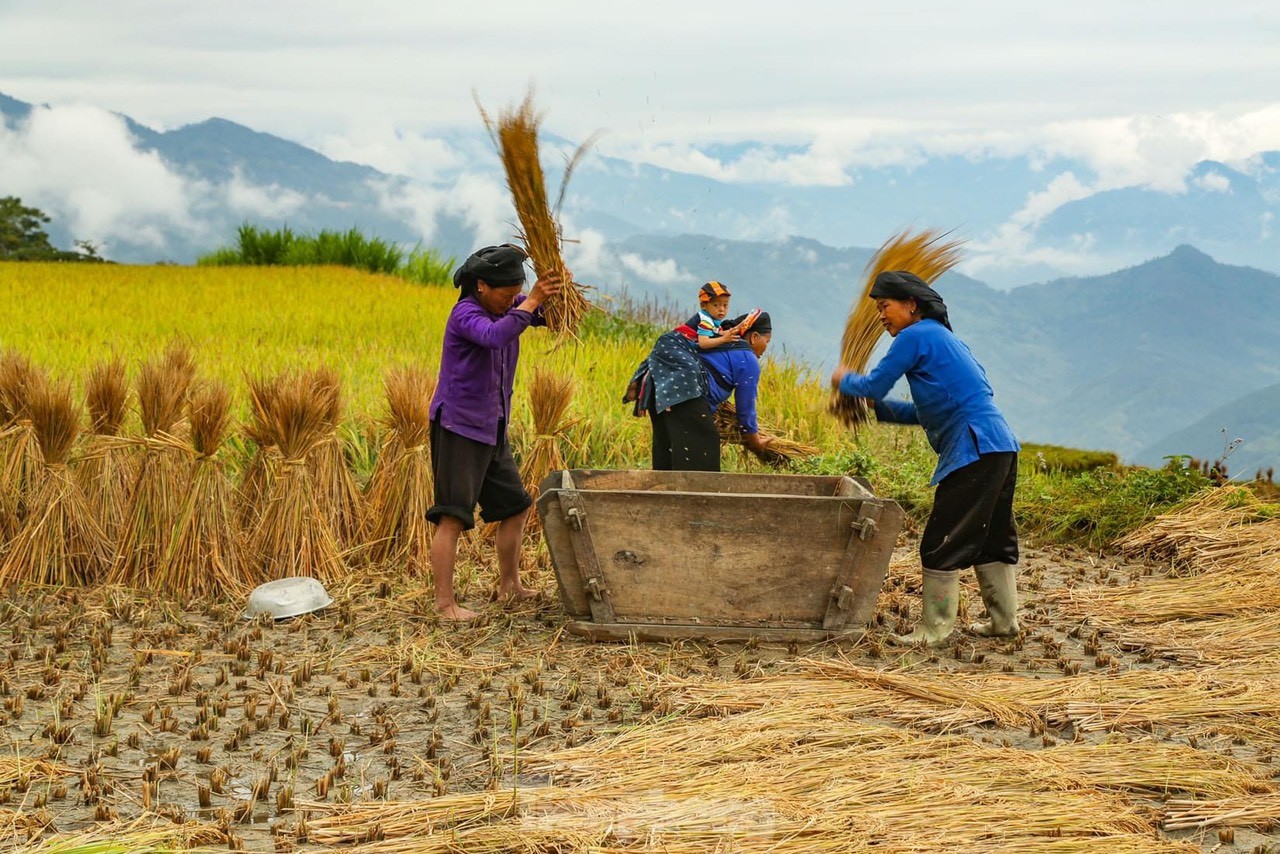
[715,401,818,465]
[306,367,362,547]
[75,359,134,543]
[0,353,47,542]
[831,228,964,426]
[479,90,594,335]
[248,372,345,581]
[1113,485,1280,571]
[109,344,196,588]
[365,367,437,572]
[159,381,254,599]
[0,377,109,586]
[238,374,283,531]
[519,368,576,528]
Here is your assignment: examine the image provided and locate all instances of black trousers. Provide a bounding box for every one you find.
[649,397,720,472]
[920,451,1019,571]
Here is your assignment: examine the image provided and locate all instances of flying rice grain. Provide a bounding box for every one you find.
[831,228,964,426]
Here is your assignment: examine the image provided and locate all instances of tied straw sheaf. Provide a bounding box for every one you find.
[478,90,596,337]
[832,228,964,426]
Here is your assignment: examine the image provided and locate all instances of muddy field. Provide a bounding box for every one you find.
[0,537,1277,852]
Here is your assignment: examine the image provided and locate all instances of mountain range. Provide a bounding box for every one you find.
[2,91,1278,473]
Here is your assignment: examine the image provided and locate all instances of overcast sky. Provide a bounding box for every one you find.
[4,0,1279,182]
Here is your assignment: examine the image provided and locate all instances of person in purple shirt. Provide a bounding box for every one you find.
[427,244,563,622]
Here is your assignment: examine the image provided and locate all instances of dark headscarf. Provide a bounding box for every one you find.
[453,244,528,298]
[869,271,951,331]
[727,310,772,336]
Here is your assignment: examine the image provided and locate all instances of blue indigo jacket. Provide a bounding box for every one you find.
[839,319,1018,484]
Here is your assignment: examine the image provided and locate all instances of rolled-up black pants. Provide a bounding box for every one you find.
[920,451,1019,570]
[649,397,720,472]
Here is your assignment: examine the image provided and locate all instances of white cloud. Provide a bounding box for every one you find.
[0,103,197,249]
[223,169,308,217]
[1192,171,1231,193]
[0,103,342,257]
[617,252,688,284]
[316,125,463,182]
[373,172,514,247]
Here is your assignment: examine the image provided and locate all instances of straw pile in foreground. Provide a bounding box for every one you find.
[238,374,283,531]
[160,381,253,598]
[0,377,107,586]
[0,353,46,541]
[365,367,437,572]
[76,359,134,543]
[248,372,345,581]
[109,344,196,587]
[715,401,817,465]
[296,682,1254,852]
[307,367,362,547]
[519,368,575,529]
[831,228,964,426]
[480,91,592,335]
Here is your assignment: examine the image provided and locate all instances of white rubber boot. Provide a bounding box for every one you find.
[890,568,959,648]
[969,562,1020,637]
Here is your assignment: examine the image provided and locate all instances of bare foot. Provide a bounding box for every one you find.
[498,585,540,607]
[437,602,479,622]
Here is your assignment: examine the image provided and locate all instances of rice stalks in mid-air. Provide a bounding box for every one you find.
[248,373,345,582]
[109,343,197,588]
[160,381,254,599]
[831,228,964,426]
[306,367,363,549]
[76,359,134,544]
[479,90,595,336]
[0,377,108,586]
[365,367,437,573]
[519,368,576,533]
[0,353,47,543]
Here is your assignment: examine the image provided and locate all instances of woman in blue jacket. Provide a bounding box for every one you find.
[831,271,1021,647]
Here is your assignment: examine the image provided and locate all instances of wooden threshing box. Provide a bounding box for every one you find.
[536,470,904,642]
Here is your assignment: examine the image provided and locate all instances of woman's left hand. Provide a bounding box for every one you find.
[830,368,847,390]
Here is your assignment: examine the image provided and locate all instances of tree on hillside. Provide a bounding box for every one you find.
[0,196,105,262]
[0,196,57,259]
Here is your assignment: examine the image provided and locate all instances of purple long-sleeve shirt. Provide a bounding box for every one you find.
[430,293,545,444]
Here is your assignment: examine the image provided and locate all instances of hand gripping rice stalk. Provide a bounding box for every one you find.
[479,90,595,336]
[0,376,108,587]
[715,401,819,465]
[305,367,363,548]
[159,381,254,600]
[75,359,135,545]
[365,367,437,572]
[248,372,345,582]
[0,353,48,544]
[108,343,197,588]
[519,368,577,534]
[832,228,964,426]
